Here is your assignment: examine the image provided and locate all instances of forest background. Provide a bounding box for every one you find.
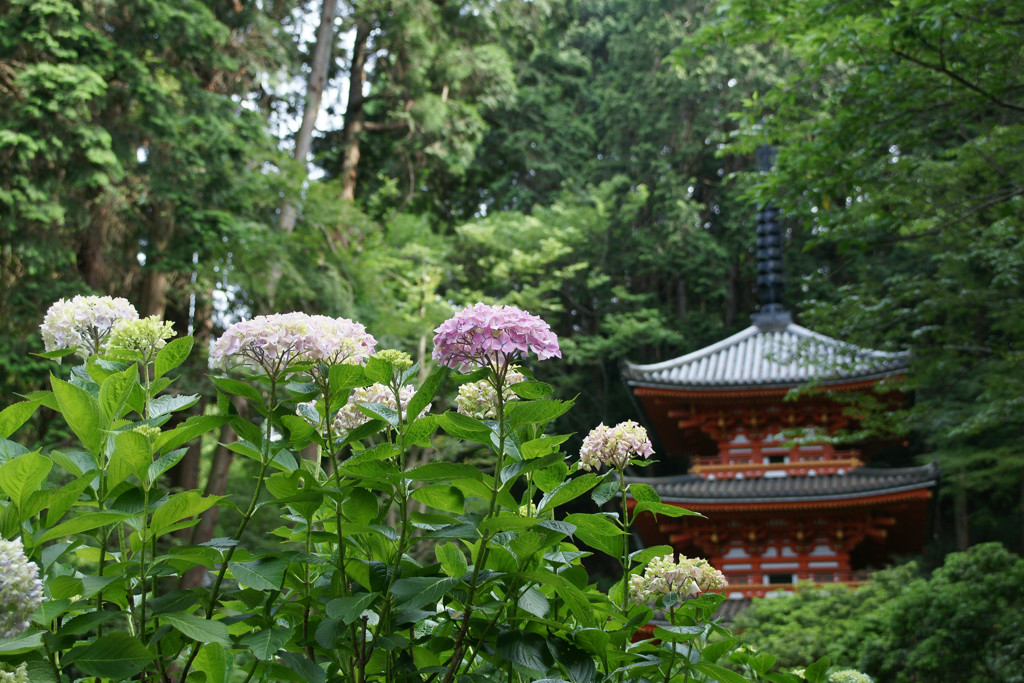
[2,0,1022,572]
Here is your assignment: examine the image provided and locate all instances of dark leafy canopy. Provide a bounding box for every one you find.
[702,0,1024,546]
[734,543,1024,683]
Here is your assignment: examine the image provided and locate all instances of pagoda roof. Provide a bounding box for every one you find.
[625,462,940,505]
[623,312,907,391]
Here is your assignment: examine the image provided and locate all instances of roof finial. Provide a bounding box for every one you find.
[753,144,791,330]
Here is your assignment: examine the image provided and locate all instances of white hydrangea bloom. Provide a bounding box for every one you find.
[0,537,44,638]
[40,295,139,356]
[579,420,654,472]
[829,671,874,683]
[455,367,526,420]
[0,663,29,683]
[628,554,727,605]
[333,383,422,433]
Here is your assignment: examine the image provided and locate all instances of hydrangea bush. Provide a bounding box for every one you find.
[0,297,848,682]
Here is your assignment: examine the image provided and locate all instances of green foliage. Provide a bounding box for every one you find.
[703,0,1024,545]
[735,544,1024,682]
[0,304,827,683]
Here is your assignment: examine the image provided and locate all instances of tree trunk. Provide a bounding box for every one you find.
[340,18,372,201]
[268,0,339,311]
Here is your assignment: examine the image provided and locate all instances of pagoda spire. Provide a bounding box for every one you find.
[752,144,790,330]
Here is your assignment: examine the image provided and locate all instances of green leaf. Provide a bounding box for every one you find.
[357,402,399,428]
[691,662,751,683]
[325,592,379,625]
[148,447,187,485]
[526,571,595,627]
[803,656,831,683]
[634,500,702,519]
[538,473,598,513]
[591,478,619,506]
[564,513,626,558]
[0,399,42,439]
[51,375,103,454]
[0,450,52,512]
[495,630,552,675]
[39,510,131,542]
[506,398,573,428]
[390,576,459,610]
[148,393,200,418]
[239,626,291,660]
[229,556,289,591]
[437,411,493,443]
[108,430,151,488]
[517,586,550,618]
[193,642,230,683]
[364,356,393,384]
[407,461,485,482]
[211,376,264,405]
[154,336,194,379]
[573,628,610,657]
[98,365,138,425]
[628,482,660,504]
[328,363,368,394]
[405,414,438,447]
[534,460,568,492]
[408,366,445,420]
[435,542,468,578]
[410,484,465,513]
[153,415,228,453]
[509,381,553,399]
[45,475,94,527]
[161,612,231,646]
[0,630,43,654]
[277,651,326,683]
[150,491,218,536]
[701,637,739,665]
[629,545,674,566]
[521,433,571,460]
[653,624,704,641]
[64,632,154,678]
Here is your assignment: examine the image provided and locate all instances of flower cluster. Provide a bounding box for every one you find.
[375,349,414,373]
[628,554,727,605]
[455,367,526,420]
[40,295,139,356]
[0,537,44,638]
[210,313,376,376]
[578,420,654,471]
[432,303,560,372]
[0,663,28,683]
[108,316,176,358]
[828,671,874,683]
[333,383,423,433]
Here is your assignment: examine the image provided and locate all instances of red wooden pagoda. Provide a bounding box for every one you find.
[622,183,938,600]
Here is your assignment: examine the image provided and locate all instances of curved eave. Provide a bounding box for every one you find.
[623,322,908,391]
[627,373,904,396]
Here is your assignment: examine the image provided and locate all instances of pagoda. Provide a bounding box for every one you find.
[621,174,938,600]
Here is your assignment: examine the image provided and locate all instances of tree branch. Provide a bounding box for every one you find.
[891,47,1024,113]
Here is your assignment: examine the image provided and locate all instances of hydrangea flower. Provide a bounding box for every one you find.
[829,671,874,683]
[0,537,44,638]
[579,420,654,472]
[108,316,176,359]
[333,383,424,433]
[210,313,376,377]
[456,366,526,420]
[0,663,28,683]
[432,303,560,372]
[628,554,727,605]
[40,295,139,356]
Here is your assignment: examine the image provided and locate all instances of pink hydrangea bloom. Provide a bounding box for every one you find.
[40,295,139,356]
[578,420,654,471]
[628,554,727,605]
[432,303,560,372]
[210,312,376,376]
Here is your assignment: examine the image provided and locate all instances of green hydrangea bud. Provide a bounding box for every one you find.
[375,349,413,373]
[108,316,176,357]
[0,662,29,683]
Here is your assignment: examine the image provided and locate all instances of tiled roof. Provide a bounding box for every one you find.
[626,463,940,504]
[623,313,907,390]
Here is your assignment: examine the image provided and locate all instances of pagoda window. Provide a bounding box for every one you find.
[766,455,788,465]
[810,544,834,556]
[808,561,839,569]
[723,545,750,559]
[766,573,795,585]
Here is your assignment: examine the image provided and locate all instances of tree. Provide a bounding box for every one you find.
[734,543,1024,683]
[704,0,1024,550]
